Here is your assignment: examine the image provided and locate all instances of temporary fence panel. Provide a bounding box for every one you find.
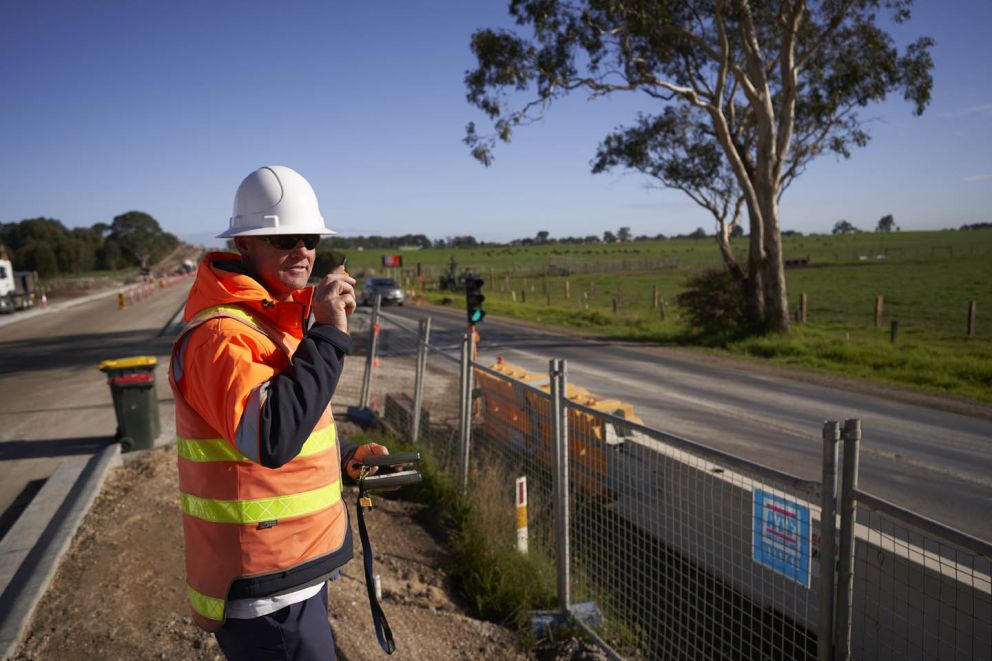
[563,402,824,660]
[849,496,992,660]
[349,311,992,661]
[470,362,559,567]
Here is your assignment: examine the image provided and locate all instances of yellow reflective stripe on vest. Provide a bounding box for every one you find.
[176,425,337,463]
[177,437,249,462]
[187,584,224,622]
[190,304,260,330]
[181,481,341,524]
[184,302,295,362]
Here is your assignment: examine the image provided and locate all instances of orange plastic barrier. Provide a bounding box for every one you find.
[473,362,541,445]
[473,362,642,500]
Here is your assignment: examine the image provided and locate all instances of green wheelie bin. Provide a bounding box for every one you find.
[98,356,161,452]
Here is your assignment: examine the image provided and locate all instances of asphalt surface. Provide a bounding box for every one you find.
[374,302,992,542]
[0,282,189,534]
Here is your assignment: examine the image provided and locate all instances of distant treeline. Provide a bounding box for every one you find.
[961,222,992,231]
[319,227,722,249]
[0,213,178,277]
[322,234,433,249]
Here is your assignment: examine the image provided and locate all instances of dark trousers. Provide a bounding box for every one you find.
[215,586,336,661]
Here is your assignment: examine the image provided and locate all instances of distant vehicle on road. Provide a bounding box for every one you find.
[0,257,38,313]
[360,277,405,306]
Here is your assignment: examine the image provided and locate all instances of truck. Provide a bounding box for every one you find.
[0,258,38,313]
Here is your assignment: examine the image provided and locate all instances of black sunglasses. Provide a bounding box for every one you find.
[260,235,320,250]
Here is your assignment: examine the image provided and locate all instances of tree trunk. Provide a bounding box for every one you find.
[716,227,745,282]
[717,224,761,327]
[757,188,790,333]
[744,213,766,328]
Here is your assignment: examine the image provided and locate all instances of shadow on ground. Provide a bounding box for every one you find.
[0,436,115,461]
[0,330,176,374]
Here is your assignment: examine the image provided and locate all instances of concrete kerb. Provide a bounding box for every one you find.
[0,442,122,658]
[0,413,180,657]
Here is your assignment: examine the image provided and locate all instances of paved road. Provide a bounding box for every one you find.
[373,303,992,541]
[3,289,989,543]
[0,283,190,532]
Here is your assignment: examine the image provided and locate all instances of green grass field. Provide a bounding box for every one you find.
[341,230,992,403]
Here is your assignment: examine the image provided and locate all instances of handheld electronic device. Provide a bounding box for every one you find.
[358,452,422,490]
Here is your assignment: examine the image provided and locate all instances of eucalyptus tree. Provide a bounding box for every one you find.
[465,0,933,332]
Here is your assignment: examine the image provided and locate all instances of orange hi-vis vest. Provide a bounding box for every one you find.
[170,303,351,632]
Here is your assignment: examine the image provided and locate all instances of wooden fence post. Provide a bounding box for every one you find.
[564,280,570,299]
[589,280,596,301]
[652,285,659,309]
[968,300,977,337]
[800,292,808,324]
[612,298,618,315]
[890,320,899,343]
[874,295,884,328]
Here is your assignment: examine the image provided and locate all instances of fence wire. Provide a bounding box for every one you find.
[471,363,557,562]
[848,495,992,661]
[365,309,463,475]
[560,402,822,660]
[348,308,992,660]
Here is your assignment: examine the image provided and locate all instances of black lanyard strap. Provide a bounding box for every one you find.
[356,483,396,655]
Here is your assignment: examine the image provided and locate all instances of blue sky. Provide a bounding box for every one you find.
[1,1,989,246]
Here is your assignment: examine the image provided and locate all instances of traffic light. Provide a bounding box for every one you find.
[465,276,486,324]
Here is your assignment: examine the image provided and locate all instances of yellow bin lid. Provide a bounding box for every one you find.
[98,356,158,371]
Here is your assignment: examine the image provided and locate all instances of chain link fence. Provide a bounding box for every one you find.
[348,303,992,660]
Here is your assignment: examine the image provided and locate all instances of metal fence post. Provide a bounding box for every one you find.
[458,333,472,493]
[819,421,841,661]
[834,418,861,660]
[359,294,382,408]
[550,359,571,613]
[411,317,431,444]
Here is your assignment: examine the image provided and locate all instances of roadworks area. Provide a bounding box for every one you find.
[11,421,604,660]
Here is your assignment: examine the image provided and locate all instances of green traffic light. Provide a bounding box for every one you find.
[470,309,486,323]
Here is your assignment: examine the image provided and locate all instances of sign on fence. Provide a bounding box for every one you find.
[752,489,811,587]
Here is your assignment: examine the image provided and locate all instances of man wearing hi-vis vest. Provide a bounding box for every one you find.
[170,165,388,660]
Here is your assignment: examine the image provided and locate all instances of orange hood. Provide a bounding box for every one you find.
[184,252,314,333]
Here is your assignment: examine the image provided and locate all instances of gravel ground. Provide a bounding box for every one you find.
[13,422,604,660]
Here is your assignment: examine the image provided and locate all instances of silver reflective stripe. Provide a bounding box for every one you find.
[171,332,193,383]
[234,381,269,463]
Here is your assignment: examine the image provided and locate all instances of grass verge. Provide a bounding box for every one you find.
[347,429,557,632]
[422,284,992,405]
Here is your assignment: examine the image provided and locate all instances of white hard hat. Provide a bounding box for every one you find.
[218,165,337,238]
